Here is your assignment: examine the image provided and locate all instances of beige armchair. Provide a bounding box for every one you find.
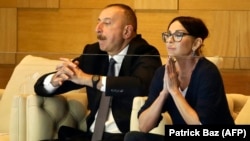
[0,55,89,141]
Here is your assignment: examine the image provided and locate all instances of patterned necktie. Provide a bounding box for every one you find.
[91,58,116,141]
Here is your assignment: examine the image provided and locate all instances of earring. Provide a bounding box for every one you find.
[192,50,196,56]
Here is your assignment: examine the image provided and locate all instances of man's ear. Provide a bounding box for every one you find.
[123,25,133,39]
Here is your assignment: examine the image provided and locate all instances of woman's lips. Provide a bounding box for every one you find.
[167,47,175,51]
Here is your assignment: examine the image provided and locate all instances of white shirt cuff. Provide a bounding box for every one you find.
[43,74,59,94]
[100,76,106,92]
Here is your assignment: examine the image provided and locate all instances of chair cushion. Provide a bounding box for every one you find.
[25,92,88,140]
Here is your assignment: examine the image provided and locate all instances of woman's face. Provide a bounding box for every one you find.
[165,21,196,57]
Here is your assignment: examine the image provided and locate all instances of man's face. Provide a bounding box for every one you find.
[95,6,127,55]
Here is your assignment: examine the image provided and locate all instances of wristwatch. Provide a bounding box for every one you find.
[92,75,100,89]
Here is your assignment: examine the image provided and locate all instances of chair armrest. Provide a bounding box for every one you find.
[234,96,250,124]
[10,92,89,141]
[226,93,249,120]
[10,94,27,141]
[130,96,172,136]
[0,89,4,100]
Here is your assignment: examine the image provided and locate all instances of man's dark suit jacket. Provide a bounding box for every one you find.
[34,34,162,133]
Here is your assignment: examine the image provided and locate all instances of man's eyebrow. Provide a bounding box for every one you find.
[98,17,112,21]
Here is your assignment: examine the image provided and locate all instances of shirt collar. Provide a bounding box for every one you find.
[109,45,129,64]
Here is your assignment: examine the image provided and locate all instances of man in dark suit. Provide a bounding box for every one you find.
[34,3,161,141]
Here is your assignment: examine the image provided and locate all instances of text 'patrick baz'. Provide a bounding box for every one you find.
[165,125,249,140]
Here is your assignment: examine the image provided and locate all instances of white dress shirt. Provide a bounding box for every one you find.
[90,46,128,133]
